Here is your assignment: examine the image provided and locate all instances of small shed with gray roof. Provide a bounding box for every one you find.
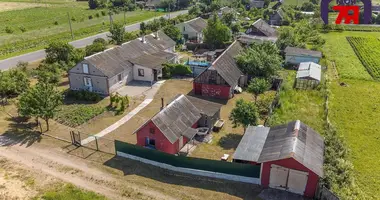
[285,46,322,65]
[232,120,324,198]
[295,62,322,89]
[135,94,222,154]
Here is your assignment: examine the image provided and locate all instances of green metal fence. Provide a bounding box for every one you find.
[115,140,261,178]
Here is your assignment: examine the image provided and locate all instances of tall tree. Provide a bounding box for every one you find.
[45,42,75,64]
[108,22,126,45]
[18,82,63,132]
[236,42,282,78]
[247,78,271,103]
[163,24,182,43]
[0,68,30,98]
[229,99,259,131]
[203,14,232,49]
[222,12,235,27]
[140,22,147,35]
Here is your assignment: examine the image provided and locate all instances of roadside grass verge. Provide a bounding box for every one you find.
[267,70,325,133]
[320,31,380,81]
[38,184,106,200]
[328,78,380,199]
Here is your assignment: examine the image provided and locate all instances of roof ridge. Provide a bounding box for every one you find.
[211,40,237,66]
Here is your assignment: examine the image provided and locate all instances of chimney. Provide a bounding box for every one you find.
[141,36,146,43]
[155,31,160,40]
[160,98,164,110]
[293,120,300,137]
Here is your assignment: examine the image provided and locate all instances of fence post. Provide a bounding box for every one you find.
[95,136,99,151]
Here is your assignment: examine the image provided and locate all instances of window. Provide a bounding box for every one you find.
[84,77,92,87]
[145,137,156,147]
[82,63,89,74]
[183,26,186,31]
[138,69,144,77]
[150,128,155,134]
[117,74,122,82]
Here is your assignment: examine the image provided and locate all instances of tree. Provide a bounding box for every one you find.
[203,14,232,49]
[189,5,201,16]
[45,42,75,64]
[247,78,271,103]
[163,24,182,43]
[85,41,107,56]
[140,22,147,35]
[18,82,63,132]
[108,22,125,45]
[34,62,63,84]
[236,42,282,78]
[301,2,315,12]
[0,68,30,98]
[231,23,241,35]
[275,26,304,50]
[222,12,235,27]
[229,99,259,131]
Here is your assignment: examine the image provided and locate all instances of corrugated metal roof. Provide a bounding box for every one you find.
[296,62,321,81]
[151,95,201,144]
[252,19,278,37]
[209,41,244,88]
[284,47,322,58]
[233,126,270,162]
[238,34,278,44]
[185,95,222,116]
[82,31,175,78]
[185,17,208,33]
[234,121,324,177]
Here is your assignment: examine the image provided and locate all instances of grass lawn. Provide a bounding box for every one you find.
[320,31,380,81]
[0,0,164,59]
[39,184,106,200]
[283,0,308,6]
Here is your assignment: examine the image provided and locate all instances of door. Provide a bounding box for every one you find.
[287,169,308,195]
[269,165,289,190]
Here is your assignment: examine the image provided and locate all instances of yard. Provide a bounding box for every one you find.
[0,0,163,59]
[323,31,380,199]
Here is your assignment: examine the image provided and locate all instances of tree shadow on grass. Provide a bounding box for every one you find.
[0,117,42,147]
[104,156,262,200]
[217,133,243,150]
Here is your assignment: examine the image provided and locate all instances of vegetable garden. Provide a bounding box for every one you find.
[347,36,380,79]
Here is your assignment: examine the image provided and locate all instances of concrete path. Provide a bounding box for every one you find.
[0,10,188,71]
[80,80,165,145]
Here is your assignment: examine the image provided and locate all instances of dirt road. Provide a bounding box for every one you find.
[0,138,176,200]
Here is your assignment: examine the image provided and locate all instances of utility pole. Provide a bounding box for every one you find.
[67,12,74,40]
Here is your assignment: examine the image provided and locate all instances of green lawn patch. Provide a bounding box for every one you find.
[55,103,106,127]
[268,70,325,133]
[346,36,380,79]
[39,184,106,200]
[321,31,380,81]
[328,78,380,199]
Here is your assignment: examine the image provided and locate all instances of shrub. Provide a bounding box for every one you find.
[101,10,106,16]
[85,42,106,56]
[54,21,59,25]
[5,26,14,34]
[162,64,192,78]
[88,15,93,20]
[19,26,26,33]
[71,16,76,22]
[95,13,100,18]
[66,90,101,102]
[93,38,107,46]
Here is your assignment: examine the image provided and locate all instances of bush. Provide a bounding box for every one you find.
[85,42,106,56]
[88,15,93,20]
[71,16,76,22]
[5,26,14,34]
[19,26,26,33]
[95,13,100,18]
[101,10,106,16]
[54,21,59,25]
[66,90,101,102]
[93,38,107,46]
[162,64,192,78]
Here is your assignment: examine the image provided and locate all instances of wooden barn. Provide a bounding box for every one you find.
[135,94,222,154]
[233,120,324,197]
[193,41,245,99]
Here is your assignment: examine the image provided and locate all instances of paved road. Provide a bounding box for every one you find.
[0,10,188,71]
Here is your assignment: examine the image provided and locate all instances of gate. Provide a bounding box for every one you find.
[70,131,81,146]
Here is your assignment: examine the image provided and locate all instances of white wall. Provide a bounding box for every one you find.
[133,65,154,82]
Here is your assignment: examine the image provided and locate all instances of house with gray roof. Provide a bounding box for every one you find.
[269,8,285,25]
[240,19,278,44]
[135,94,222,154]
[233,120,324,197]
[250,0,265,8]
[175,17,207,43]
[284,46,322,65]
[68,31,177,96]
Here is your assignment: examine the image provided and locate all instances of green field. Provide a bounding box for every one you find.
[347,36,380,79]
[268,70,325,133]
[0,0,163,59]
[323,31,380,199]
[39,184,106,200]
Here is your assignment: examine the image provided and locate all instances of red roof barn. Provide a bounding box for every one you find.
[135,94,222,154]
[233,120,324,197]
[193,41,244,99]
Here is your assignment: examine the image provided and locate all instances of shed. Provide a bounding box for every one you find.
[233,120,324,197]
[284,47,322,65]
[295,62,322,89]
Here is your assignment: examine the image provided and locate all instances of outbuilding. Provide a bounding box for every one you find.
[284,47,322,65]
[295,62,322,89]
[233,120,324,197]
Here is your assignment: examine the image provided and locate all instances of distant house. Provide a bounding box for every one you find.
[145,0,161,9]
[68,31,177,96]
[175,17,208,43]
[233,120,324,197]
[218,6,234,18]
[246,19,278,37]
[295,62,322,89]
[269,8,285,25]
[193,41,245,99]
[284,47,322,65]
[250,0,265,8]
[135,94,222,154]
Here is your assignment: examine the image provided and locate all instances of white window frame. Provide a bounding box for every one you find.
[84,77,92,87]
[82,63,89,74]
[138,69,144,77]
